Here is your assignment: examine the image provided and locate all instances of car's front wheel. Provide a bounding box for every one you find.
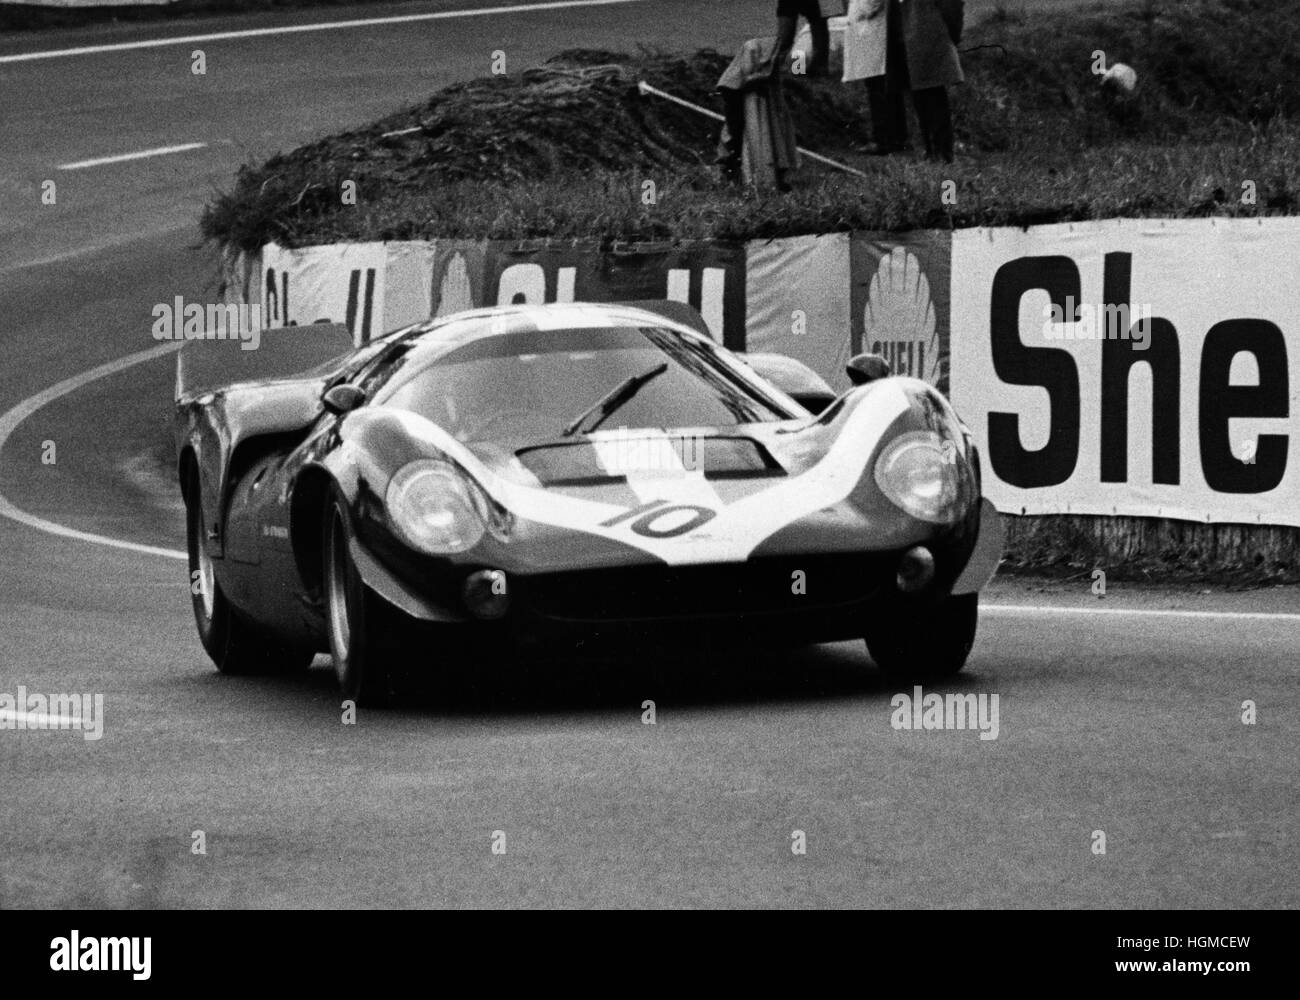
[865,592,979,683]
[323,490,403,707]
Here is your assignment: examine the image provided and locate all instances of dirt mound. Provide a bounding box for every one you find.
[259,49,860,184]
[203,48,868,250]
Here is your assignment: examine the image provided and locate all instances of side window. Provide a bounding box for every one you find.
[354,344,414,397]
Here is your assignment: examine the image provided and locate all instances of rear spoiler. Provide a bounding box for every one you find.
[175,322,353,401]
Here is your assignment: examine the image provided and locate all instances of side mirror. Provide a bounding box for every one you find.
[322,383,366,415]
[845,353,892,386]
[789,388,838,415]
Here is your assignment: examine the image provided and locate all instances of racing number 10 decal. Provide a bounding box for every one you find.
[600,499,716,538]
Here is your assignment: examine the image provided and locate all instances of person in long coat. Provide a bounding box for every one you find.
[894,0,964,162]
[714,37,800,189]
[843,0,905,155]
[847,0,963,160]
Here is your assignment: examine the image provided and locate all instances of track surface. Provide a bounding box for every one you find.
[1,0,1296,908]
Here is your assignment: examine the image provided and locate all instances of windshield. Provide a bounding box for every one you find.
[373,325,795,451]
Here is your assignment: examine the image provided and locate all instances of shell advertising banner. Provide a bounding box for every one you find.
[259,240,747,348]
[949,218,1300,528]
[742,231,952,393]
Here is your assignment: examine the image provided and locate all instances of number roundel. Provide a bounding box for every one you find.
[601,499,717,538]
[630,504,716,539]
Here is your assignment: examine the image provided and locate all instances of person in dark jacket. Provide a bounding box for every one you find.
[894,0,964,162]
[844,0,905,155]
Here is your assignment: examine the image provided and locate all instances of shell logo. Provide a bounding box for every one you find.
[863,247,944,386]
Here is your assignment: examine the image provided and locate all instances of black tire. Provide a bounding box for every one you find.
[322,489,404,707]
[186,470,311,676]
[865,592,979,683]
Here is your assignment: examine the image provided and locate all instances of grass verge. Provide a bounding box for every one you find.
[1000,515,1300,585]
[202,0,1300,252]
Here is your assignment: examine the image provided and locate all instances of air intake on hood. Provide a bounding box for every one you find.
[515,435,784,486]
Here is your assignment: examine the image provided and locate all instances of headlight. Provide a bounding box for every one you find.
[874,431,965,525]
[386,459,486,554]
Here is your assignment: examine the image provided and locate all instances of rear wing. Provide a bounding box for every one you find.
[175,322,353,401]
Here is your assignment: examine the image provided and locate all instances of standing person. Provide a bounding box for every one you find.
[715,37,800,189]
[774,0,845,79]
[843,0,906,155]
[895,0,965,162]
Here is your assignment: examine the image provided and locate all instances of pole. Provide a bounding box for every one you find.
[636,80,870,180]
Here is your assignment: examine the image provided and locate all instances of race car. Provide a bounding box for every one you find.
[175,301,1003,705]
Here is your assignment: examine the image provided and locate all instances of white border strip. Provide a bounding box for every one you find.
[58,143,207,171]
[0,343,187,560]
[0,0,645,65]
[983,603,1300,623]
[0,710,85,729]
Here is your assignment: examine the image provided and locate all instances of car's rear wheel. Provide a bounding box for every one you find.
[185,469,310,676]
[865,592,979,683]
[323,490,403,707]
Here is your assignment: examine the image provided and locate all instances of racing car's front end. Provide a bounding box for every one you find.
[326,372,1000,672]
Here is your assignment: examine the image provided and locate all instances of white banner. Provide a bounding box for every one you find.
[745,233,853,389]
[951,218,1300,527]
[261,242,389,346]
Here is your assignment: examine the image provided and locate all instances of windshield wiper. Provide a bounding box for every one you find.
[560,362,669,438]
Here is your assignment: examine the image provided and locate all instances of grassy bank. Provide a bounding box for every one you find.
[202,0,1300,252]
[1000,515,1300,585]
[204,129,1297,250]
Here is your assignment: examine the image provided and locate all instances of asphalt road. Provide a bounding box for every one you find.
[1,0,1296,908]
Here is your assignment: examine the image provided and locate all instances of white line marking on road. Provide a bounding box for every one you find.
[983,603,1300,623]
[0,0,645,64]
[0,343,188,561]
[58,143,207,171]
[0,710,85,729]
